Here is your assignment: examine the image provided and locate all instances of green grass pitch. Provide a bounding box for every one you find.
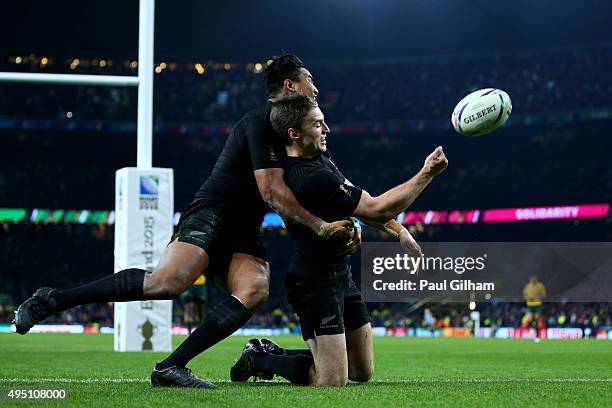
[0,334,610,407]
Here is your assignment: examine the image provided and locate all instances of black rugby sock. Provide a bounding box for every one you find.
[284,349,313,358]
[51,268,147,311]
[158,296,252,369]
[251,354,313,385]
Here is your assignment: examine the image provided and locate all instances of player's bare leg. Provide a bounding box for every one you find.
[306,333,349,386]
[155,252,270,388]
[235,322,371,386]
[226,253,270,310]
[143,240,209,298]
[232,332,347,386]
[345,323,374,382]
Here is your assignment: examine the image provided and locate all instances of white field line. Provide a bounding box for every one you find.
[0,378,610,384]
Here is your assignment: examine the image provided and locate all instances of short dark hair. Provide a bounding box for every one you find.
[265,54,305,97]
[270,93,318,145]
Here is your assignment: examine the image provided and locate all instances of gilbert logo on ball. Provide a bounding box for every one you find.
[451,88,512,136]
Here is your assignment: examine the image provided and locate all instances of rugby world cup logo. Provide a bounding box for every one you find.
[139,175,159,210]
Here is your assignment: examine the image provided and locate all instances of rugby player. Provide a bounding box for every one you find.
[523,275,547,341]
[230,94,448,386]
[13,55,356,389]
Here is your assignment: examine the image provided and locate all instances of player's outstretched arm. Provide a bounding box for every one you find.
[254,168,354,243]
[352,146,448,223]
[362,219,422,259]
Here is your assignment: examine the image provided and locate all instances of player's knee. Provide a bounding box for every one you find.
[161,279,189,297]
[312,364,348,387]
[233,280,269,310]
[254,284,270,306]
[143,269,190,298]
[314,372,348,387]
[349,366,373,383]
[348,356,373,383]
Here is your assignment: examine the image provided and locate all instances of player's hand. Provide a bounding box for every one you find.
[422,146,448,178]
[337,219,362,257]
[318,220,354,244]
[399,229,422,273]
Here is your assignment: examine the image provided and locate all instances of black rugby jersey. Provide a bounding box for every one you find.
[194,103,285,223]
[283,151,363,278]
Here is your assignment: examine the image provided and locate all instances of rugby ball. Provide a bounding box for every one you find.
[451,88,512,136]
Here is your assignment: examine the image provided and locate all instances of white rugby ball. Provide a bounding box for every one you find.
[451,88,512,136]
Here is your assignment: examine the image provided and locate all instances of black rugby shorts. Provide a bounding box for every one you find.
[286,265,370,340]
[171,199,266,283]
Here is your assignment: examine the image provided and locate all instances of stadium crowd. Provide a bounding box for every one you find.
[2,45,611,212]
[1,120,611,212]
[1,44,610,336]
[2,45,611,123]
[1,222,610,333]
[0,47,612,215]
[368,302,609,332]
[1,293,608,334]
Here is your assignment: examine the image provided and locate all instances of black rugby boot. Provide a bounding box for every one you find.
[13,287,58,335]
[151,364,215,389]
[230,339,272,381]
[260,338,285,355]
